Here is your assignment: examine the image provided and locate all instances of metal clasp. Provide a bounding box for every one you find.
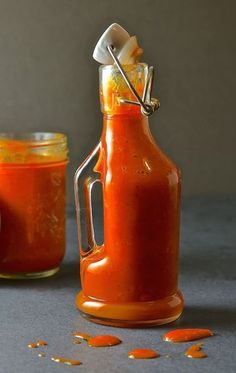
[107,45,160,116]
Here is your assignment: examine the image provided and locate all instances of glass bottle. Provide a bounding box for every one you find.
[74,63,183,327]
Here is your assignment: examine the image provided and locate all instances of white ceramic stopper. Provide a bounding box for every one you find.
[93,23,130,64]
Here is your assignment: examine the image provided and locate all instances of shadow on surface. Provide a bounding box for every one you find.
[180,246,236,280]
[0,260,80,290]
[174,305,236,332]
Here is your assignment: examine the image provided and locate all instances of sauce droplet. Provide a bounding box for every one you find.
[163,329,214,343]
[37,340,48,347]
[72,332,91,341]
[88,335,121,347]
[28,342,38,349]
[51,356,82,365]
[38,352,46,358]
[185,343,207,358]
[128,348,159,359]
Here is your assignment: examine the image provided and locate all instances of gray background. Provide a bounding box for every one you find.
[0,0,235,203]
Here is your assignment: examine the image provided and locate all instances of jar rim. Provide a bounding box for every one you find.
[0,132,67,148]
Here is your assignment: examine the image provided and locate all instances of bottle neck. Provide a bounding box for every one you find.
[99,63,148,115]
[102,112,151,146]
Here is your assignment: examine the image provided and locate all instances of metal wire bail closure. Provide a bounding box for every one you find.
[107,45,160,116]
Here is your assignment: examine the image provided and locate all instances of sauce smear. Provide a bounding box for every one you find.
[72,332,91,341]
[185,344,207,358]
[73,339,81,345]
[28,343,38,349]
[51,356,82,365]
[163,328,214,342]
[128,348,159,359]
[38,352,46,358]
[88,335,121,347]
[37,340,48,347]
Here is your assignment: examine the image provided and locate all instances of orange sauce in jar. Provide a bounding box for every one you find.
[0,133,68,278]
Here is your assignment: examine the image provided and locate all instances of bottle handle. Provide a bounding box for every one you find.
[74,143,101,256]
[83,174,101,251]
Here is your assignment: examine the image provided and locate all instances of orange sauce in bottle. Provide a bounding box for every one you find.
[163,328,214,343]
[75,64,183,327]
[185,344,207,358]
[88,335,121,347]
[128,348,159,359]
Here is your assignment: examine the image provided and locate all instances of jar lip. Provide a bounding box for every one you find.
[99,62,148,72]
[0,132,67,148]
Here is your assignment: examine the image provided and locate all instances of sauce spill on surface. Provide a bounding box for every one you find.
[88,335,121,347]
[128,348,159,359]
[37,340,48,347]
[185,344,207,358]
[72,339,81,345]
[28,343,38,349]
[38,352,46,358]
[72,332,91,341]
[51,356,82,366]
[163,329,214,343]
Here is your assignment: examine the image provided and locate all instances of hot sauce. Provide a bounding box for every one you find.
[51,356,82,365]
[38,352,46,358]
[163,329,214,343]
[28,343,38,349]
[184,344,207,358]
[128,348,159,359]
[72,332,91,341]
[75,63,183,327]
[88,335,121,347]
[36,340,48,347]
[75,25,183,327]
[0,133,68,279]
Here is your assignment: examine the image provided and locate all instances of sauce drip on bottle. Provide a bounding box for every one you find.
[185,343,207,358]
[88,335,121,347]
[163,329,214,342]
[128,348,159,359]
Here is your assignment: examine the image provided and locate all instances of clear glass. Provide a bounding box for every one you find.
[0,132,68,279]
[99,63,148,114]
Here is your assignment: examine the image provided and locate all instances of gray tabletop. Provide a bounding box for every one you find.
[1,197,235,373]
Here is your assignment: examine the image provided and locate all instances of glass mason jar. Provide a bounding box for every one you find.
[75,63,183,327]
[0,132,68,279]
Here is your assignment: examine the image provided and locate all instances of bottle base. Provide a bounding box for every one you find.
[79,311,182,328]
[0,266,59,279]
[76,290,184,328]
